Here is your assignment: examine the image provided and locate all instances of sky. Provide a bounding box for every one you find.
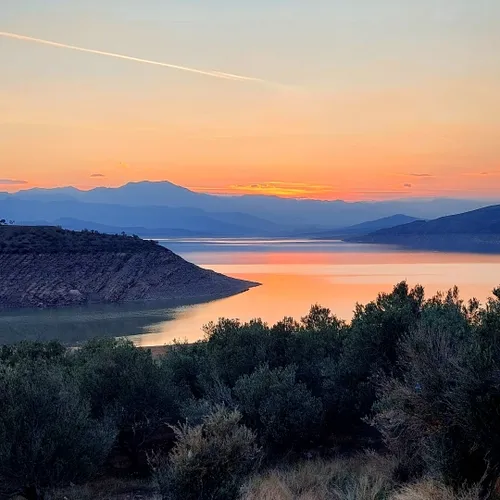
[1,0,499,200]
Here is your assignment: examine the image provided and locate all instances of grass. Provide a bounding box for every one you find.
[240,452,396,500]
[240,453,487,500]
[391,481,481,500]
[45,478,159,500]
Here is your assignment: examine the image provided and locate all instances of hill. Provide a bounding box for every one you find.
[300,214,421,239]
[350,204,500,252]
[0,226,258,308]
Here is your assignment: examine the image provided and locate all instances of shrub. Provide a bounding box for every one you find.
[204,319,275,386]
[234,365,323,449]
[152,407,261,500]
[0,360,116,496]
[287,306,345,393]
[0,340,66,366]
[372,311,500,488]
[323,282,424,425]
[73,338,182,472]
[159,341,210,399]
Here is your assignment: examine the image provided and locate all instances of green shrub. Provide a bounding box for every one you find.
[234,365,323,449]
[204,319,275,386]
[73,338,182,472]
[0,340,66,366]
[286,306,345,394]
[152,407,261,500]
[0,360,116,496]
[74,338,180,423]
[159,341,212,399]
[323,282,424,425]
[371,305,500,488]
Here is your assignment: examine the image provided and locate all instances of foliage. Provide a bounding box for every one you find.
[0,340,66,366]
[372,290,500,489]
[2,281,500,496]
[0,225,160,254]
[234,364,323,449]
[152,407,261,500]
[0,360,116,496]
[73,338,182,471]
[322,282,425,425]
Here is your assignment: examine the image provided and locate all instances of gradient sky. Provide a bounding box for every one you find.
[1,0,499,200]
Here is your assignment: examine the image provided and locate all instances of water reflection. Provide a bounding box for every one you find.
[1,240,500,347]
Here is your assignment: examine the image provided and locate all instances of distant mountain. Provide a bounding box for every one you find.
[301,214,421,239]
[21,218,211,238]
[0,198,282,237]
[350,205,500,253]
[12,181,495,229]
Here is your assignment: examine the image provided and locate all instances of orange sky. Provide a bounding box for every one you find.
[1,1,499,200]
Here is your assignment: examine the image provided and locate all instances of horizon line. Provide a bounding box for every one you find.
[3,181,500,204]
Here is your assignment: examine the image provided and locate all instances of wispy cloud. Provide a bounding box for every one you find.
[408,173,434,178]
[190,182,418,201]
[0,31,285,87]
[404,183,412,188]
[461,171,500,177]
[90,173,105,178]
[0,178,28,185]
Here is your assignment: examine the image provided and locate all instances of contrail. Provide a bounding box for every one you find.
[0,31,268,84]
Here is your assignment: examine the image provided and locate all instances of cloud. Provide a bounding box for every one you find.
[90,173,105,178]
[403,183,412,188]
[0,31,282,87]
[409,173,433,177]
[462,171,500,177]
[228,182,336,197]
[192,182,338,199]
[0,179,28,185]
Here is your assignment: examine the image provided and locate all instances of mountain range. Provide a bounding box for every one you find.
[1,181,496,237]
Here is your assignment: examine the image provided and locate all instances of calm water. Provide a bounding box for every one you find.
[1,239,500,347]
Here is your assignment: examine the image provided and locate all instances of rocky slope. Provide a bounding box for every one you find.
[0,226,258,309]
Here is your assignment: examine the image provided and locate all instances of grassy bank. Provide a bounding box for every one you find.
[2,281,500,499]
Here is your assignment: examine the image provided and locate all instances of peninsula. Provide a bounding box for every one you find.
[0,225,258,309]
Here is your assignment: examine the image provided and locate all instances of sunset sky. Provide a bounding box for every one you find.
[1,1,499,200]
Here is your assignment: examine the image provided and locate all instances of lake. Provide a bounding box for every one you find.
[1,239,500,347]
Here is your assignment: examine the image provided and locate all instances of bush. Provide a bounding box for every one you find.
[73,338,182,472]
[322,282,424,425]
[234,365,323,449]
[0,340,66,366]
[0,360,116,496]
[152,407,261,500]
[204,319,275,386]
[371,302,500,489]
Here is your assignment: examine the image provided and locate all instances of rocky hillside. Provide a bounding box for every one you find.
[0,226,258,309]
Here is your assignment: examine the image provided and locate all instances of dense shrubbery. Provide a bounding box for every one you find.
[2,281,500,498]
[234,364,323,449]
[0,360,116,498]
[0,225,160,254]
